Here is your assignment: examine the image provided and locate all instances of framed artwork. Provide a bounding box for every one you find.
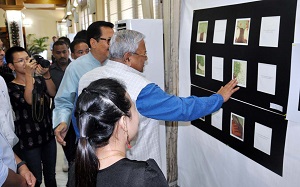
[196,21,208,43]
[230,113,245,141]
[232,59,247,87]
[233,18,251,45]
[196,54,205,77]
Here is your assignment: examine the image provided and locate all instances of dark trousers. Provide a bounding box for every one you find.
[21,138,57,187]
[62,123,77,165]
[62,124,77,187]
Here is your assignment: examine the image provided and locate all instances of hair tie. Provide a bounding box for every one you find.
[82,88,126,116]
[79,136,88,141]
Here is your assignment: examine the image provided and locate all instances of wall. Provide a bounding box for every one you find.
[0,9,5,27]
[178,0,300,187]
[96,0,105,21]
[22,9,65,59]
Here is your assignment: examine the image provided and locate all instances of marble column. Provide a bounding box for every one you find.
[162,0,181,186]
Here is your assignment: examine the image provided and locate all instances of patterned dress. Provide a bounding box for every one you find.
[7,77,54,150]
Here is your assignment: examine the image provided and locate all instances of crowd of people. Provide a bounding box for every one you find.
[0,20,239,187]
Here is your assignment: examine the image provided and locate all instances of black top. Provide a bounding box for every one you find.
[69,158,168,187]
[49,59,71,90]
[7,77,54,150]
[96,158,168,187]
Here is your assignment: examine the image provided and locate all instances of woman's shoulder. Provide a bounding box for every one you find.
[117,158,158,170]
[7,82,23,93]
[126,158,161,172]
[119,158,168,187]
[97,158,168,187]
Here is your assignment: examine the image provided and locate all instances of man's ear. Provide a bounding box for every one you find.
[123,52,132,65]
[90,38,97,49]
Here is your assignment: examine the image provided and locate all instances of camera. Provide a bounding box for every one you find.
[32,55,50,68]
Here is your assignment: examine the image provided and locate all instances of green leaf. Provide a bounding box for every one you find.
[26,34,49,55]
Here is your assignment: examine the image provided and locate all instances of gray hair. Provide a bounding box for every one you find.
[109,30,145,59]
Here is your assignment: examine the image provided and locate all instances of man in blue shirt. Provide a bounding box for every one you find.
[52,21,114,148]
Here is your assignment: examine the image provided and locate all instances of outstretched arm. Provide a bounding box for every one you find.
[136,79,239,121]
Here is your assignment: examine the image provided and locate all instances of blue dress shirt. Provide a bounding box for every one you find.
[136,83,224,121]
[52,52,104,129]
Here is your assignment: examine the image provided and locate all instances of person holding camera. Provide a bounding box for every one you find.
[6,46,57,187]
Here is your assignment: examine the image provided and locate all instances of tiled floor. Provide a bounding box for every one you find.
[41,142,68,187]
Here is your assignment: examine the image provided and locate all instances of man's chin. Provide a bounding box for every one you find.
[59,60,68,65]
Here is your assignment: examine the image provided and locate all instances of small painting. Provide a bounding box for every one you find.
[232,59,247,87]
[196,21,208,43]
[196,54,205,77]
[230,113,245,141]
[233,18,251,45]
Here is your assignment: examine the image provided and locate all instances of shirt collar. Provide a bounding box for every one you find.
[107,59,145,77]
[51,59,71,71]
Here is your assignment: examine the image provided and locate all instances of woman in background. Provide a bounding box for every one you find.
[74,78,168,187]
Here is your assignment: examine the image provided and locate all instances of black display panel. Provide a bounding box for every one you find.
[191,85,287,176]
[190,0,297,114]
[189,0,298,176]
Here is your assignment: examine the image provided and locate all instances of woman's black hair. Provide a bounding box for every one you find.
[5,46,28,64]
[75,78,131,187]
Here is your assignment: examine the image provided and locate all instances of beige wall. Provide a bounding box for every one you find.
[96,0,105,21]
[22,9,65,59]
[0,9,6,27]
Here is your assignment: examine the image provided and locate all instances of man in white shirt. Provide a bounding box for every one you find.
[78,30,239,168]
[0,75,36,187]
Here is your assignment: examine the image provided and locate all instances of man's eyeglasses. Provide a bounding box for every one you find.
[0,46,6,51]
[99,37,111,45]
[132,52,148,58]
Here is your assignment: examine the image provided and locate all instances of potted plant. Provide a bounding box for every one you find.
[26,34,49,56]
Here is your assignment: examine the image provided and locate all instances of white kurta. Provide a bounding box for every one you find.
[0,76,18,147]
[78,60,162,168]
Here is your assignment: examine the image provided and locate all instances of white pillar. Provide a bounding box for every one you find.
[6,10,25,48]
